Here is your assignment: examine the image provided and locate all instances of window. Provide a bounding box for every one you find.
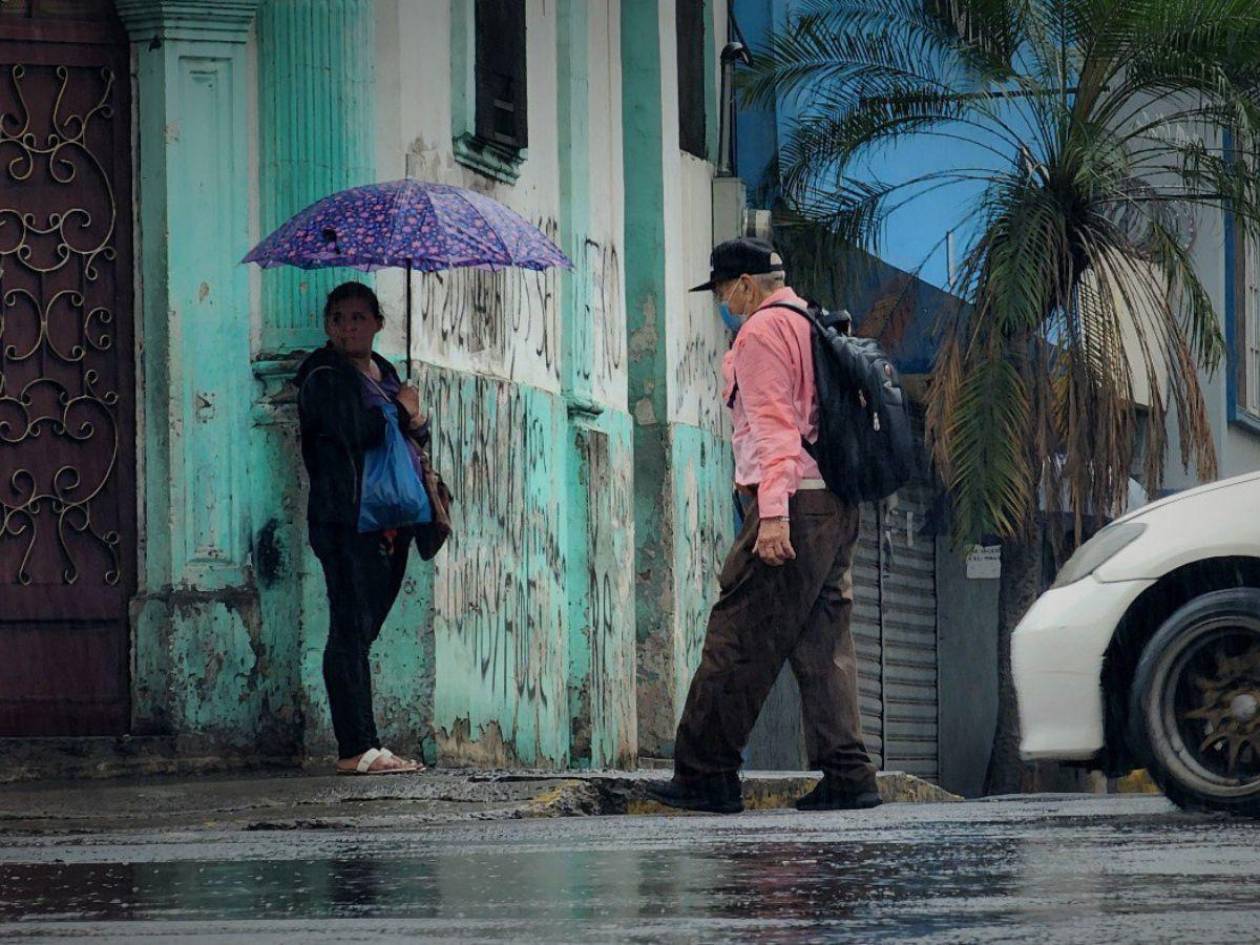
[453,0,528,183]
[448,0,526,187]
[676,0,707,159]
[475,0,527,150]
[1239,226,1260,419]
[1226,148,1260,431]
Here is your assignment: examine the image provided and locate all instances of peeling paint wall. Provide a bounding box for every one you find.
[419,367,570,766]
[625,0,735,760]
[670,428,735,703]
[126,0,718,771]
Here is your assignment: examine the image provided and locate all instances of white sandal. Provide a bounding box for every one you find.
[335,747,423,776]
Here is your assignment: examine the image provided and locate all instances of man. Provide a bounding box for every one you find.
[648,238,880,814]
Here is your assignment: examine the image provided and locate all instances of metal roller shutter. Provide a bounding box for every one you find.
[879,479,940,782]
[851,510,885,768]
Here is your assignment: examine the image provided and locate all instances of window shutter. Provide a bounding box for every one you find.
[475,0,528,150]
[676,0,706,159]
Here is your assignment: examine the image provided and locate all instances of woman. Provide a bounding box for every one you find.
[295,281,428,775]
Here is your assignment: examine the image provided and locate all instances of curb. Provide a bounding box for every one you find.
[0,769,960,834]
[508,770,960,818]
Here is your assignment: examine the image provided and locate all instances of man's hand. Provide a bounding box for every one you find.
[397,384,426,430]
[754,518,795,566]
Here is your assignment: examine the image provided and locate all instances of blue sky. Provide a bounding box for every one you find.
[733,0,1026,291]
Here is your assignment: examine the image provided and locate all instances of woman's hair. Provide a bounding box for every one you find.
[324,281,383,322]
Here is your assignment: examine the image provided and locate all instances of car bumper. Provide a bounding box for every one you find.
[1012,576,1154,760]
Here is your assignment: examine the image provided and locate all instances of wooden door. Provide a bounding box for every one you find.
[0,8,136,735]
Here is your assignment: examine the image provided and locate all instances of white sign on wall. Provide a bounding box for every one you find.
[966,545,1002,580]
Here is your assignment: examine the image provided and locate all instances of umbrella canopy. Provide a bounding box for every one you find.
[242,178,572,273]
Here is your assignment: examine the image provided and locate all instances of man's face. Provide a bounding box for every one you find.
[325,298,382,358]
[714,276,751,318]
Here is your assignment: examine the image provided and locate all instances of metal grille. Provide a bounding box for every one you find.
[0,37,135,736]
[851,507,884,767]
[878,480,940,781]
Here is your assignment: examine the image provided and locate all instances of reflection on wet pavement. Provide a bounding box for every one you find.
[2,796,1259,943]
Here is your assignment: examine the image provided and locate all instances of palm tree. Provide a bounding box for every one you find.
[745,0,1260,793]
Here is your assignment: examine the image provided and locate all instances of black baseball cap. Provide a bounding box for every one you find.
[689,237,786,292]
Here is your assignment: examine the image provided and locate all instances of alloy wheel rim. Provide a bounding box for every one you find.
[1156,616,1260,798]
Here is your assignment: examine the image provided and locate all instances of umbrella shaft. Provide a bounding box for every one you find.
[405,261,413,381]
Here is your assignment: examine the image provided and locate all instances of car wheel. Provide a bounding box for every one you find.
[1130,587,1260,815]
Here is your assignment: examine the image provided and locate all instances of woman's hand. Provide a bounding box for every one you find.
[397,384,427,430]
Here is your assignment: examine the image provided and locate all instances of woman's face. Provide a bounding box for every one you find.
[325,298,382,358]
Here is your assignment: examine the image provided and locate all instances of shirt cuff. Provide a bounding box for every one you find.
[756,462,801,519]
[756,487,790,520]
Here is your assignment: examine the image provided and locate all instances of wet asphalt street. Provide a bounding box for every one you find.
[1,794,1257,944]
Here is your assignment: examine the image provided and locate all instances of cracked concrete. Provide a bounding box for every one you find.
[0,770,957,836]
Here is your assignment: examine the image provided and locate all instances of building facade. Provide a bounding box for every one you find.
[0,0,740,773]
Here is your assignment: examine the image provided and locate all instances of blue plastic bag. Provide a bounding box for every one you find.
[357,403,433,533]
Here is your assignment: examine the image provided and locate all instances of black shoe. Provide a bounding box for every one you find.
[646,773,744,814]
[795,778,883,812]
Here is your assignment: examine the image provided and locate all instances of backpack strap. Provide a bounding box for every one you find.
[751,300,818,327]
[725,300,852,412]
[755,300,852,335]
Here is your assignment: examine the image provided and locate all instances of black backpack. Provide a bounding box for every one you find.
[764,302,917,504]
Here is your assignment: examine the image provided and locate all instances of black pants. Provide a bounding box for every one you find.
[673,491,877,792]
[310,524,411,759]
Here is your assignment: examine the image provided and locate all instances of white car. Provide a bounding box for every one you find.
[1013,470,1260,814]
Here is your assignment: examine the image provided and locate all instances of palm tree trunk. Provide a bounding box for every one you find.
[983,531,1043,795]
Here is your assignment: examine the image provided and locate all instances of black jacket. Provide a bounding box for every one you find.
[295,344,413,528]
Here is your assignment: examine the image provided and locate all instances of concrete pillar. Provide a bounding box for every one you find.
[116,0,285,750]
[624,0,734,761]
[558,0,637,769]
[255,0,376,353]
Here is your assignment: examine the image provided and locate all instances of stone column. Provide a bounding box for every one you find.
[623,0,736,762]
[255,0,375,354]
[116,1,275,745]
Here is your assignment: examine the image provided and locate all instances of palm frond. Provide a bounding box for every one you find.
[756,0,1253,541]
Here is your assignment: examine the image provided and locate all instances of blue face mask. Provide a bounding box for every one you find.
[719,302,743,334]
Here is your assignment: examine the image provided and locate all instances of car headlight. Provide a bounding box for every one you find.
[1051,522,1147,589]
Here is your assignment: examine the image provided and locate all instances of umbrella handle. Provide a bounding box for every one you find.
[405,260,413,382]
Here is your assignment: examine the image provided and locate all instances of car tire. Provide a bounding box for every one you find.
[1129,587,1260,816]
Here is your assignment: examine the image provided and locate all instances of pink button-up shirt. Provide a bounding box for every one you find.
[721,286,822,519]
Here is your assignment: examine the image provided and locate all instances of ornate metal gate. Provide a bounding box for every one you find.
[0,17,135,735]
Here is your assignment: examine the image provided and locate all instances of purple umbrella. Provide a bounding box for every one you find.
[242,178,573,375]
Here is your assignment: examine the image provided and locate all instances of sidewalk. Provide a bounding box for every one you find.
[0,769,959,835]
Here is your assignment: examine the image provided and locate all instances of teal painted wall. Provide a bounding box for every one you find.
[249,0,429,764]
[623,0,735,760]
[668,425,734,705]
[256,0,376,353]
[121,0,715,771]
[622,0,678,759]
[123,2,295,753]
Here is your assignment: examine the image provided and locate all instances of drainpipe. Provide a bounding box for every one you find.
[717,41,752,178]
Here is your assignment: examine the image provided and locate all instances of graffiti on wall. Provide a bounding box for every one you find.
[412,220,628,407]
[669,156,728,434]
[578,422,636,767]
[418,366,568,765]
[673,431,736,689]
[583,236,625,402]
[415,219,563,388]
[671,309,727,435]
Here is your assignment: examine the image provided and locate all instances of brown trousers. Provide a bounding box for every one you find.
[673,490,877,791]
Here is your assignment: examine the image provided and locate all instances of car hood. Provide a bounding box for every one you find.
[1114,469,1260,526]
